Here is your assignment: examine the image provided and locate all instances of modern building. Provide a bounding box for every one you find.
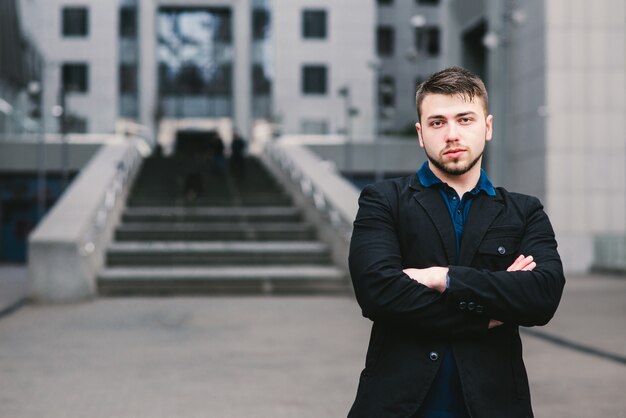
[0,0,43,135]
[444,0,626,272]
[19,0,377,142]
[6,0,626,273]
[375,0,446,134]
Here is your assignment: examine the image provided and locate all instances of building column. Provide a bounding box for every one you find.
[234,0,252,141]
[138,0,157,141]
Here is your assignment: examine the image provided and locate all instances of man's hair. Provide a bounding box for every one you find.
[415,66,488,121]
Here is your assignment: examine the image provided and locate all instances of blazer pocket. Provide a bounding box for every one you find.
[476,235,521,270]
[477,236,521,257]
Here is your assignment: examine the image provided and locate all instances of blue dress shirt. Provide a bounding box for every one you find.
[415,161,496,418]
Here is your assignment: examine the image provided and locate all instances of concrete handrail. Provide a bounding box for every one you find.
[263,139,360,272]
[28,137,147,303]
[266,139,359,234]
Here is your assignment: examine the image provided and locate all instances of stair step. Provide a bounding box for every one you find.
[122,206,302,223]
[98,265,350,295]
[127,198,293,207]
[115,223,316,241]
[106,241,331,266]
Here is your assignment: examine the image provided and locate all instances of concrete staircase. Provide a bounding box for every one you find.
[98,156,349,295]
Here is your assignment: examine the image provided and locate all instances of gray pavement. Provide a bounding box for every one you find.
[0,272,625,417]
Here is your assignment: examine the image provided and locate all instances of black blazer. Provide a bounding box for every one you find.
[348,175,565,418]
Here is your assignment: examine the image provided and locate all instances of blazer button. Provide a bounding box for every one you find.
[429,351,439,361]
[497,246,506,255]
[459,301,466,310]
[468,302,476,311]
[476,305,484,313]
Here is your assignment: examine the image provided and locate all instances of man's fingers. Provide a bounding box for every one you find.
[522,261,536,271]
[488,319,504,329]
[507,255,534,272]
[507,254,527,271]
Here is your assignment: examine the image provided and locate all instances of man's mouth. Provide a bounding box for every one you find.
[444,148,465,158]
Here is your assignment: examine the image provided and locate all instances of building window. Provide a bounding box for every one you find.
[379,75,395,107]
[63,114,88,133]
[119,6,137,38]
[415,26,440,57]
[301,119,329,134]
[417,0,439,5]
[252,64,271,95]
[62,63,88,93]
[377,26,394,56]
[62,7,89,37]
[252,8,270,41]
[119,64,137,94]
[302,9,327,39]
[377,0,394,4]
[301,65,327,95]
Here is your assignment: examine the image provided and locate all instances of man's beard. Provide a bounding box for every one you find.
[425,148,484,176]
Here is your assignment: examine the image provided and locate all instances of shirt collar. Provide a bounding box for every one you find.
[417,161,496,197]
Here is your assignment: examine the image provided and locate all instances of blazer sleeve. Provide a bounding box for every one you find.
[349,184,489,338]
[447,195,566,327]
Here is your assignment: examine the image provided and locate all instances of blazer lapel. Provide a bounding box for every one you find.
[411,178,456,264]
[458,191,504,266]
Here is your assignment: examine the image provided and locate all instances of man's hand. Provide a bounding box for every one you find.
[402,267,448,293]
[489,255,537,329]
[507,254,536,272]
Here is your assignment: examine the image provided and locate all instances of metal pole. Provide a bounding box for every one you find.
[37,111,46,219]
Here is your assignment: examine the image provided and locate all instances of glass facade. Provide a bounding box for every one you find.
[157,7,234,118]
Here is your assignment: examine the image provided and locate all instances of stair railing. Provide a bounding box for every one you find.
[28,137,149,303]
[262,140,360,273]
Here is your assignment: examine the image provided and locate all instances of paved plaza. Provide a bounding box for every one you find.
[0,271,625,417]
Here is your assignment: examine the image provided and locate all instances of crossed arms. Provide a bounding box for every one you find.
[403,254,536,329]
[349,184,565,337]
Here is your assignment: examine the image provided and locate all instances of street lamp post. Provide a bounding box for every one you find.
[28,80,47,219]
[368,58,385,182]
[338,85,359,176]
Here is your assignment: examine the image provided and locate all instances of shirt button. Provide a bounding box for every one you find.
[476,305,484,313]
[459,301,466,310]
[429,351,439,361]
[452,196,457,200]
[468,302,476,311]
[497,246,506,255]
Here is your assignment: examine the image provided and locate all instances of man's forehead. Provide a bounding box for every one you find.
[421,93,486,115]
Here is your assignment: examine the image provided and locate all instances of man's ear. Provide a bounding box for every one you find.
[485,114,494,142]
[415,122,424,148]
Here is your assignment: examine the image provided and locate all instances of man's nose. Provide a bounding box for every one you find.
[445,123,461,141]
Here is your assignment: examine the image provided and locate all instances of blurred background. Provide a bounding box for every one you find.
[1,1,626,416]
[1,0,624,274]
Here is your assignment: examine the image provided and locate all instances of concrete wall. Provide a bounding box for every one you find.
[272,0,376,139]
[291,136,425,174]
[28,138,145,302]
[0,136,103,172]
[543,0,626,272]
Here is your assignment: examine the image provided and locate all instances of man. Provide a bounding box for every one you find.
[348,67,565,418]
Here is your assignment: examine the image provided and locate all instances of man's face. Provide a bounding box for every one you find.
[415,93,493,178]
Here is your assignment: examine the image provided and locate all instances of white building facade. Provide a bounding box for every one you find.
[445,0,626,272]
[20,0,377,141]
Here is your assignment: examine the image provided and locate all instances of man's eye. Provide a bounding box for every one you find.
[431,121,444,127]
[459,118,472,124]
